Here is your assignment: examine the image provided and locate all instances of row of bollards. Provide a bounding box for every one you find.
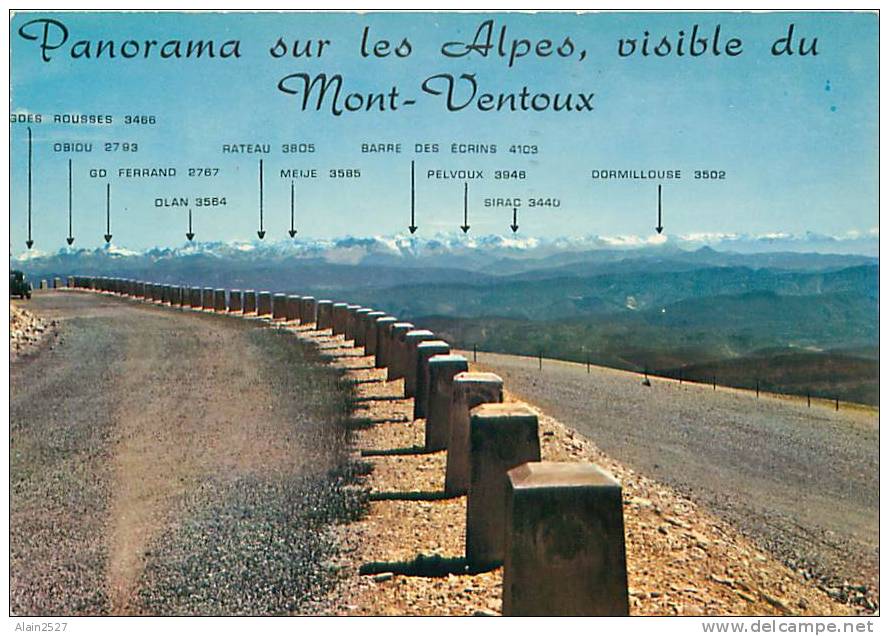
[65,277,325,324]
[67,274,629,616]
[35,278,67,290]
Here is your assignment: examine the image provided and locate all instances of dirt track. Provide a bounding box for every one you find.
[10,290,879,615]
[10,291,357,615]
[467,351,879,609]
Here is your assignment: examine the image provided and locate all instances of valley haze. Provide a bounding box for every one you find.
[15,231,878,408]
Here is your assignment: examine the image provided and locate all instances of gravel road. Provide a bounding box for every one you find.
[468,350,879,607]
[10,291,359,616]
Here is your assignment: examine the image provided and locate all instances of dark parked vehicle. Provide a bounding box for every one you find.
[10,270,32,299]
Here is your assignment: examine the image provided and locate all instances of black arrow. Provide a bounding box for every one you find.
[510,207,519,233]
[186,208,195,241]
[26,127,33,249]
[66,158,75,245]
[288,180,297,237]
[408,160,417,233]
[104,183,112,243]
[460,182,470,233]
[655,184,664,234]
[257,159,265,239]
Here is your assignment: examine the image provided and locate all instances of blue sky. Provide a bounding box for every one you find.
[9,11,878,254]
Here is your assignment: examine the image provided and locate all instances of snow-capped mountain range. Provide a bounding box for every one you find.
[12,228,879,271]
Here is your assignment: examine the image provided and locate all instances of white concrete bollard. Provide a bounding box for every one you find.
[466,403,541,569]
[445,372,504,496]
[424,354,469,451]
[229,289,242,312]
[402,330,436,398]
[202,287,214,310]
[353,308,373,347]
[331,303,349,336]
[286,295,302,322]
[344,305,363,342]
[257,292,272,316]
[316,300,334,330]
[272,293,288,320]
[385,323,415,381]
[214,289,226,312]
[502,462,629,616]
[243,290,257,314]
[362,311,387,355]
[300,296,317,325]
[413,340,451,420]
[374,317,397,368]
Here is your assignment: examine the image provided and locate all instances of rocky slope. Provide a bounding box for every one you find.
[10,303,56,359]
[288,325,856,616]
